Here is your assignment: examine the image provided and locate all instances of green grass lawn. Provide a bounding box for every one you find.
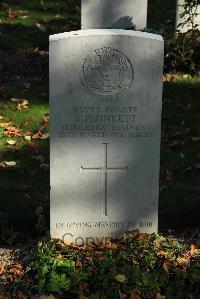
[0,0,199,238]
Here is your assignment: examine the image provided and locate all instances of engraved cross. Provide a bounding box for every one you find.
[81,143,128,217]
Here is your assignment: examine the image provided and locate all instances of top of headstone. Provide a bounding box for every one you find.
[81,0,148,30]
[50,29,163,42]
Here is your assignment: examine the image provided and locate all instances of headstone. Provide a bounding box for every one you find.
[81,0,148,30]
[176,0,200,32]
[50,29,164,244]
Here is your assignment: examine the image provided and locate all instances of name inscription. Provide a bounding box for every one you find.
[59,105,153,138]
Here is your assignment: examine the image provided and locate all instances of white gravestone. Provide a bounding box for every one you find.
[81,0,148,30]
[50,30,164,244]
[176,0,200,32]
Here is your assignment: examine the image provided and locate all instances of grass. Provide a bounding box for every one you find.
[0,0,199,236]
[0,85,49,232]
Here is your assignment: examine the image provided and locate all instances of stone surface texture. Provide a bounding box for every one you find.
[81,0,148,30]
[50,30,164,244]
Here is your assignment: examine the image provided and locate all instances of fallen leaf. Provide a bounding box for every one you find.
[76,260,83,268]
[191,136,200,142]
[191,244,196,256]
[17,100,29,110]
[168,140,183,149]
[79,282,90,298]
[123,230,138,240]
[32,132,49,140]
[0,122,11,128]
[24,135,31,141]
[0,87,9,99]
[115,274,126,283]
[36,22,46,32]
[0,264,5,275]
[176,257,190,267]
[7,140,16,146]
[32,132,42,139]
[27,141,37,148]
[0,161,16,169]
[7,8,16,19]
[35,205,44,216]
[0,115,3,120]
[130,290,141,299]
[40,132,50,140]
[43,114,49,123]
[165,170,173,182]
[10,98,21,102]
[9,264,24,277]
[195,163,200,170]
[31,155,44,162]
[39,296,56,299]
[155,294,166,299]
[184,166,192,173]
[22,120,29,129]
[4,126,21,137]
[40,163,50,171]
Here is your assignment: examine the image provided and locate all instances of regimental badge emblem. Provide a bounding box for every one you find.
[80,47,134,101]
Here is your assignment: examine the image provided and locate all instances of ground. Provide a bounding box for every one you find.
[0,0,199,297]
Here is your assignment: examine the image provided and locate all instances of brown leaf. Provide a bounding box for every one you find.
[39,296,56,299]
[24,135,31,141]
[163,260,170,271]
[32,132,42,139]
[43,114,49,123]
[9,264,24,277]
[191,136,200,142]
[40,163,50,171]
[76,260,83,268]
[155,293,166,299]
[0,115,3,120]
[123,230,138,240]
[31,155,44,162]
[0,87,9,99]
[4,126,21,137]
[10,98,21,102]
[79,282,90,298]
[168,140,183,149]
[27,141,37,148]
[0,263,5,275]
[7,140,16,146]
[7,8,16,19]
[130,290,141,299]
[190,244,196,256]
[165,170,173,182]
[22,120,30,129]
[194,163,200,170]
[176,257,190,267]
[0,161,16,169]
[40,133,50,140]
[17,100,29,110]
[0,122,11,128]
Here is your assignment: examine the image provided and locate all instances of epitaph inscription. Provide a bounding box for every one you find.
[81,143,128,217]
[80,47,134,101]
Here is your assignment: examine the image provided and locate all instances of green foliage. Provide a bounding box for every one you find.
[164,31,200,75]
[31,235,200,298]
[33,239,88,294]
